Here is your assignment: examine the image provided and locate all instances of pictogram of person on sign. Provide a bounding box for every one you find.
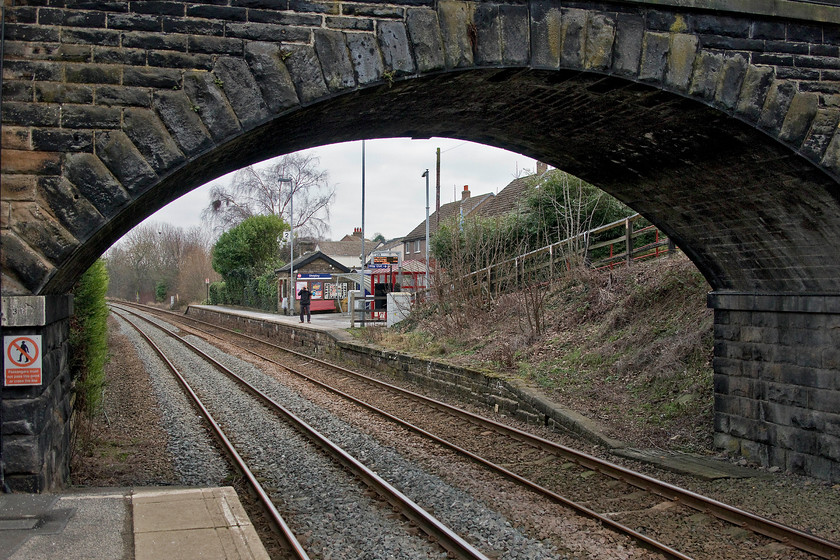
[17,340,31,364]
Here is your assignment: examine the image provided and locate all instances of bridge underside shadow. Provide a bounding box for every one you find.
[45,69,840,297]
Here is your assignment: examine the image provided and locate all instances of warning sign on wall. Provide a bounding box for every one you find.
[4,335,43,386]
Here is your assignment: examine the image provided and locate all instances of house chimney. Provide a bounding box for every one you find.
[461,185,470,200]
[537,161,547,175]
[353,227,363,237]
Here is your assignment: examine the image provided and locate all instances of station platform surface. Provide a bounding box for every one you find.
[0,486,269,560]
[188,304,383,332]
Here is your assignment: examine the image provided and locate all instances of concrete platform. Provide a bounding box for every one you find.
[0,486,269,560]
[188,304,381,332]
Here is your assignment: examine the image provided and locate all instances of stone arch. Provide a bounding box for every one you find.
[2,1,840,296]
[4,0,840,489]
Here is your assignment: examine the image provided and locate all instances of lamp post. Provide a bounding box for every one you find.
[278,176,293,315]
[421,169,429,290]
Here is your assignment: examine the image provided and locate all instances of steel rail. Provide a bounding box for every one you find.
[114,300,840,560]
[112,305,489,560]
[112,308,310,560]
[129,308,692,559]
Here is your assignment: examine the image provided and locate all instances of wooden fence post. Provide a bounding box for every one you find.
[625,217,632,266]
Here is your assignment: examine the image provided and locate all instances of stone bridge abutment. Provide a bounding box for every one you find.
[2,0,840,489]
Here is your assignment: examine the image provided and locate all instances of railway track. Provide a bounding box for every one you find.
[110,306,490,560]
[112,301,840,560]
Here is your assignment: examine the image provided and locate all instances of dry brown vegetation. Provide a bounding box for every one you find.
[354,254,715,453]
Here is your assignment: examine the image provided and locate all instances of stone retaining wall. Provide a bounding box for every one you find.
[186,306,621,448]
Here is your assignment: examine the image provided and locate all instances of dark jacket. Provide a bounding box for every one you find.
[298,288,311,305]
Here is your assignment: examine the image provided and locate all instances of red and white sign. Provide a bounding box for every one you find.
[4,335,42,386]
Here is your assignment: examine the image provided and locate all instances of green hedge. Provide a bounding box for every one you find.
[69,259,110,416]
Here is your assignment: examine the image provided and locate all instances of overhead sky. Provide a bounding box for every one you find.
[142,137,537,242]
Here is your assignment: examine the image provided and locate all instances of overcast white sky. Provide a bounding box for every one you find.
[142,137,537,242]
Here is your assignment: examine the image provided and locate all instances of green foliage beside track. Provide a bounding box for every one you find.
[69,259,110,416]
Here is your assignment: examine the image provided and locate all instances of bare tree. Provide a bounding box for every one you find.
[202,153,336,239]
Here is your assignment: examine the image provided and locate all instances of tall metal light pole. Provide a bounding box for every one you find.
[278,176,293,315]
[422,169,430,289]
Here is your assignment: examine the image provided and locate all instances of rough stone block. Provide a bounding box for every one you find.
[95,85,150,107]
[61,105,121,129]
[713,431,741,454]
[11,203,78,263]
[66,63,121,85]
[315,29,356,92]
[62,28,121,47]
[38,177,105,240]
[186,35,243,56]
[123,67,181,89]
[0,232,52,293]
[122,30,188,51]
[5,60,64,82]
[2,102,60,127]
[377,21,415,75]
[2,127,30,151]
[214,57,270,130]
[665,33,697,91]
[715,54,747,110]
[2,435,41,472]
[735,64,774,123]
[35,83,94,105]
[499,4,528,65]
[152,90,214,157]
[283,45,330,103]
[93,46,147,66]
[406,8,445,73]
[800,108,840,164]
[639,32,669,82]
[559,8,586,69]
[244,42,300,114]
[688,51,723,100]
[739,439,769,465]
[162,17,224,36]
[95,131,158,194]
[779,91,819,147]
[64,152,130,218]
[438,0,474,69]
[758,80,797,135]
[1,175,36,200]
[183,71,241,142]
[347,32,384,84]
[326,16,374,31]
[107,12,161,32]
[148,50,214,70]
[474,3,500,65]
[584,13,615,71]
[122,108,185,174]
[809,388,840,414]
[1,150,61,176]
[226,23,310,43]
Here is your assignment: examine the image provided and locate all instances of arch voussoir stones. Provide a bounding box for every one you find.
[3,0,840,489]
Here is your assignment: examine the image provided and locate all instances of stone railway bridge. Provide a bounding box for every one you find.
[1,0,840,490]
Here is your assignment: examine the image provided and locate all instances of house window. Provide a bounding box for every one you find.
[414,240,420,253]
[405,242,410,254]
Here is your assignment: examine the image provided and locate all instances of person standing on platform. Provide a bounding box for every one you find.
[298,285,312,323]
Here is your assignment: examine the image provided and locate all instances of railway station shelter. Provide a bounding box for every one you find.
[277,252,353,315]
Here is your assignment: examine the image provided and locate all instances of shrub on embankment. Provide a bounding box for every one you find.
[353,254,715,453]
[69,259,110,416]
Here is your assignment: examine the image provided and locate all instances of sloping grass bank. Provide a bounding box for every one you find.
[353,254,714,453]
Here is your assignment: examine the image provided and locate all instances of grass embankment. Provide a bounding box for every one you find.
[353,254,715,453]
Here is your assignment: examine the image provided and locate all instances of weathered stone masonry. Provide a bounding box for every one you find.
[709,292,840,482]
[2,1,840,488]
[0,296,73,492]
